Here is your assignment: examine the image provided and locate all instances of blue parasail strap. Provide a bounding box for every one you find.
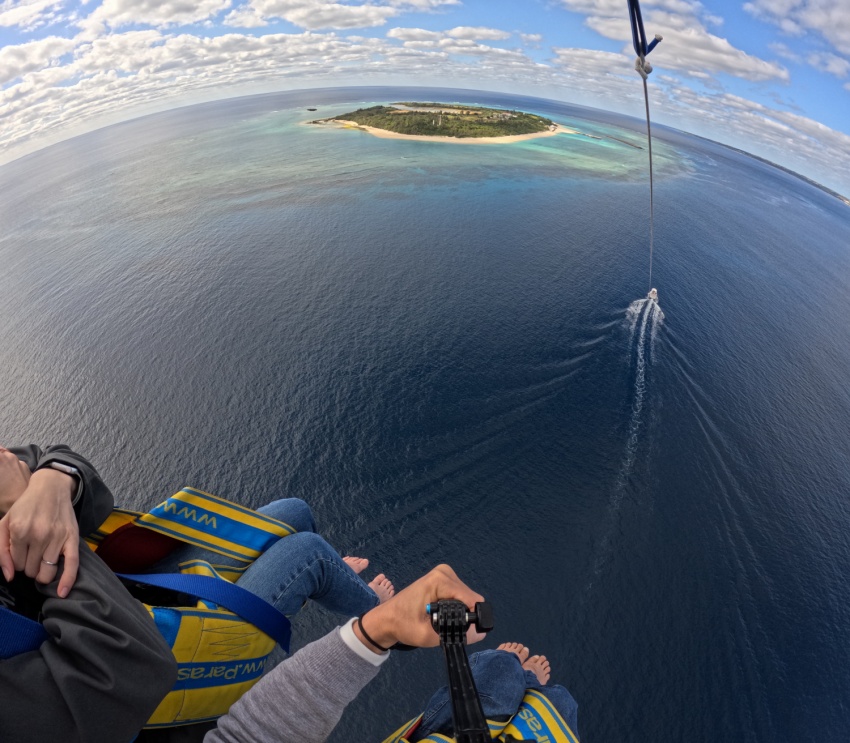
[118,572,292,652]
[0,604,49,659]
[627,0,661,59]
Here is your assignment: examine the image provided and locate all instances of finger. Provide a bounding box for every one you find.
[432,564,486,608]
[35,531,66,585]
[35,555,60,585]
[9,526,33,574]
[24,540,47,578]
[467,626,487,645]
[57,533,80,598]
[0,519,13,582]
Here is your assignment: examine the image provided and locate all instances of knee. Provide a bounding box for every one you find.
[260,498,316,533]
[469,651,526,713]
[276,531,335,560]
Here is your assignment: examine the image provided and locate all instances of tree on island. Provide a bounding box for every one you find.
[318,104,555,138]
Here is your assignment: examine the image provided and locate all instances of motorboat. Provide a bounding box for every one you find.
[648,288,658,301]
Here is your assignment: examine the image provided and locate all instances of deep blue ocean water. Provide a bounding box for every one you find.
[2,87,850,742]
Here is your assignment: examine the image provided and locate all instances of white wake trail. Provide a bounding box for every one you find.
[584,298,666,593]
[618,298,664,487]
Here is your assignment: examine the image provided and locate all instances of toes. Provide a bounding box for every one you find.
[522,655,551,683]
[343,556,370,574]
[497,643,529,662]
[517,646,530,662]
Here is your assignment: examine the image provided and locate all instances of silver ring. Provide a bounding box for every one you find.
[41,559,58,566]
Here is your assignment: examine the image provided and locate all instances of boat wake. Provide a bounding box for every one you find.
[619,296,664,487]
[582,296,665,594]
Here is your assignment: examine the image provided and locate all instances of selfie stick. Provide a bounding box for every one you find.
[428,600,495,743]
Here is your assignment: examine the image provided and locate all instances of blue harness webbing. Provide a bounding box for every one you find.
[0,604,48,660]
[118,572,291,651]
[0,572,291,659]
[626,0,661,59]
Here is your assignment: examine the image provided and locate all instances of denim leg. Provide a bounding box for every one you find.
[255,498,316,535]
[523,672,581,740]
[234,531,379,617]
[149,498,317,574]
[411,650,527,741]
[141,499,374,620]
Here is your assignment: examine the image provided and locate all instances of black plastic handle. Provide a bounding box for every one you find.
[429,600,493,743]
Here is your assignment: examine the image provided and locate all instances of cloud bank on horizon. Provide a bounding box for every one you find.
[1,0,849,195]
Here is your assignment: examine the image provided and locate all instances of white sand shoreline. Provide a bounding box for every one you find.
[321,119,577,144]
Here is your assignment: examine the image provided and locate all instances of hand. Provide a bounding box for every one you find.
[0,467,80,597]
[0,446,32,515]
[355,564,486,652]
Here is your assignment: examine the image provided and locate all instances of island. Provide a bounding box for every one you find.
[312,103,572,143]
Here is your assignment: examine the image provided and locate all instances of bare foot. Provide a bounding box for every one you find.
[522,655,551,685]
[343,556,369,575]
[368,573,395,603]
[497,642,530,664]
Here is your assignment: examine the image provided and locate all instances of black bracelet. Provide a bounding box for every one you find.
[356,613,390,652]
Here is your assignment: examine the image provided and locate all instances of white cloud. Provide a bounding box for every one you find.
[745,0,850,56]
[807,52,850,77]
[387,26,441,41]
[446,26,511,41]
[559,0,787,83]
[387,25,525,62]
[384,0,459,7]
[251,0,396,30]
[547,44,850,194]
[520,33,543,44]
[223,4,268,27]
[0,35,76,86]
[558,0,703,17]
[239,0,458,31]
[80,0,232,36]
[0,0,63,30]
[636,14,788,81]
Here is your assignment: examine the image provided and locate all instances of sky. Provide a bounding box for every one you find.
[1,0,849,196]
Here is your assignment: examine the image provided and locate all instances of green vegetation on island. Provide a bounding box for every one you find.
[318,103,556,138]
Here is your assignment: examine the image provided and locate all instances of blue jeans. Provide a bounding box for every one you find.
[411,649,580,741]
[150,498,379,618]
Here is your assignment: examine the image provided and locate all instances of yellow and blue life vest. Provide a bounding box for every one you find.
[86,487,297,728]
[383,689,579,743]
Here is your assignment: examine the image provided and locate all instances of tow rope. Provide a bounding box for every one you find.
[627,0,662,291]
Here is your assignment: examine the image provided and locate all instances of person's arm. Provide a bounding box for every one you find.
[0,543,178,743]
[1,445,115,596]
[205,564,485,743]
[9,444,114,535]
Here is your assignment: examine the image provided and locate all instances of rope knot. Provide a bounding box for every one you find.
[635,57,653,79]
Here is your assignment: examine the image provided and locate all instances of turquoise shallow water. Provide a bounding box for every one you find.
[2,87,850,742]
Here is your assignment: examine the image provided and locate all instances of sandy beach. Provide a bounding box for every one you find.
[324,119,578,143]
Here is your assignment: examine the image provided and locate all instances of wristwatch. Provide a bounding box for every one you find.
[45,461,82,505]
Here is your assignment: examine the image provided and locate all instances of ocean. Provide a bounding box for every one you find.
[1,87,849,742]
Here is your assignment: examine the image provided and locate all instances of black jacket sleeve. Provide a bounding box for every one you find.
[10,444,114,536]
[0,543,178,743]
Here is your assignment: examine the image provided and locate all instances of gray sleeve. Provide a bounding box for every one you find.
[204,628,382,743]
[0,544,178,743]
